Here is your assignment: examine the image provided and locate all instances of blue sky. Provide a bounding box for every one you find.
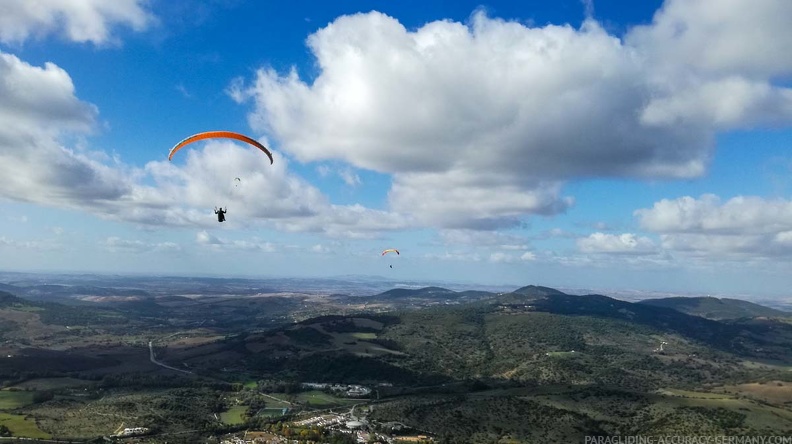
[1,0,791,298]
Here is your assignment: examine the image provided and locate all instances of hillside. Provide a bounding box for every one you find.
[374,286,457,299]
[368,286,497,306]
[0,291,34,308]
[512,285,566,296]
[2,280,792,442]
[157,285,792,442]
[170,285,792,385]
[638,296,790,320]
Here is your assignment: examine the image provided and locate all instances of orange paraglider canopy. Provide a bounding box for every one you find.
[168,130,273,164]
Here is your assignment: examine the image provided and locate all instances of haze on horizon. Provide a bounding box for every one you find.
[1,0,791,297]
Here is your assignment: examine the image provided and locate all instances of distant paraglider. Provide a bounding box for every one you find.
[382,249,399,269]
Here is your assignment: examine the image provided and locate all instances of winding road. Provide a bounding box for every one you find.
[148,341,192,374]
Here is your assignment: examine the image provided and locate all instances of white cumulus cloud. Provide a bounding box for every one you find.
[627,0,792,79]
[627,0,792,130]
[636,194,792,235]
[231,5,792,229]
[196,231,275,252]
[635,195,792,260]
[5,1,792,245]
[0,51,132,209]
[0,0,155,45]
[577,233,658,255]
[0,51,407,238]
[438,229,530,250]
[103,237,180,253]
[489,251,536,263]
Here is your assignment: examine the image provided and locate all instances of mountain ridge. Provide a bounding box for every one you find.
[638,296,790,320]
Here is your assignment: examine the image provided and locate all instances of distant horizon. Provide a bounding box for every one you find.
[1,268,779,303]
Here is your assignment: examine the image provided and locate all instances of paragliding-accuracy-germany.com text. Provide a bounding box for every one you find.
[584,436,792,444]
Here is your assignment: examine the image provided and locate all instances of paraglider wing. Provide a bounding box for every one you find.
[381,249,400,256]
[168,131,274,164]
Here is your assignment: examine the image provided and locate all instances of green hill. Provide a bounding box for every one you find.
[3,281,792,442]
[181,285,792,389]
[0,283,23,295]
[0,290,127,329]
[374,286,457,299]
[174,285,792,442]
[638,296,790,320]
[0,291,36,308]
[512,285,566,296]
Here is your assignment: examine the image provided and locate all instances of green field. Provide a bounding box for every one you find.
[0,413,50,439]
[657,388,732,399]
[10,378,94,391]
[657,390,792,428]
[351,332,377,340]
[9,305,44,312]
[469,385,579,399]
[546,351,579,358]
[296,390,360,407]
[258,408,289,418]
[0,391,35,409]
[261,394,292,409]
[220,405,247,425]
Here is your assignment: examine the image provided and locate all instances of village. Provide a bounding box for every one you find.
[299,382,373,398]
[217,415,430,444]
[215,392,431,444]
